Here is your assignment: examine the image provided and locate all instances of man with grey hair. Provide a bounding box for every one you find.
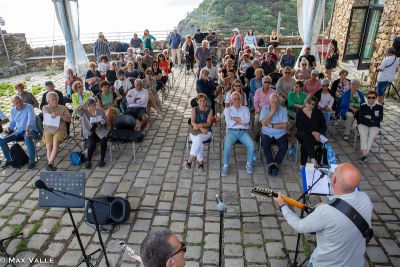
[376,47,400,104]
[141,229,186,267]
[260,93,288,176]
[125,79,149,132]
[0,95,37,169]
[195,40,211,78]
[339,79,365,140]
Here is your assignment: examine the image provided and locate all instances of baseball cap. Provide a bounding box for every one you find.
[45,81,54,86]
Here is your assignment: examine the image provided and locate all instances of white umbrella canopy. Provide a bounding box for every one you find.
[296,0,325,69]
[53,0,89,75]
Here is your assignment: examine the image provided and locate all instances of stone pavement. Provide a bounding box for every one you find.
[0,69,399,267]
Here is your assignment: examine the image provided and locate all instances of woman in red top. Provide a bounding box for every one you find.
[157,53,170,76]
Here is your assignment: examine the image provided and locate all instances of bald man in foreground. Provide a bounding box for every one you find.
[274,163,373,267]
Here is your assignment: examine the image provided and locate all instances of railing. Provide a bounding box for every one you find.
[27,30,171,48]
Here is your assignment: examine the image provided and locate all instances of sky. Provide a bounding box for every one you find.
[0,0,203,39]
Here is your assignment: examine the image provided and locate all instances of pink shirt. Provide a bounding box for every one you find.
[303,79,322,95]
[253,87,276,113]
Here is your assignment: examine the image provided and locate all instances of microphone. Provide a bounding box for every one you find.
[318,168,333,178]
[216,194,226,212]
[35,179,53,191]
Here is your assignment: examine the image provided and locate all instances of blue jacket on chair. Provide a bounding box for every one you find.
[339,90,365,119]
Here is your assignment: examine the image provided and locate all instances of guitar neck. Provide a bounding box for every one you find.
[281,195,307,210]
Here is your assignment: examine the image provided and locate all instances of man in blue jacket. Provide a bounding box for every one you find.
[169,28,182,66]
[339,79,365,140]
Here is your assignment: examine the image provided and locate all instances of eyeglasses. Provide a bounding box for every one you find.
[264,81,271,84]
[307,102,316,106]
[170,242,186,258]
[367,96,376,99]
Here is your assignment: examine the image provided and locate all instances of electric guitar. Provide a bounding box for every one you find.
[252,187,313,213]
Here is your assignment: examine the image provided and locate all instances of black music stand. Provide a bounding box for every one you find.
[38,172,109,267]
[282,167,331,267]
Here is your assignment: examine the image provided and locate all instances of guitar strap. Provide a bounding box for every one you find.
[328,198,373,244]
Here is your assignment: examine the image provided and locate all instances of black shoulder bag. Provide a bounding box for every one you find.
[328,198,373,244]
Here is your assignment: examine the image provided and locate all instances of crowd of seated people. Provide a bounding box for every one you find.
[0,28,387,179]
[0,40,175,170]
[208,31,385,176]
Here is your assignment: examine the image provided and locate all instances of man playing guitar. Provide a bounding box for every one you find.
[274,163,373,267]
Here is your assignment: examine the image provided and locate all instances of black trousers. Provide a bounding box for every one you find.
[261,133,288,165]
[185,55,194,70]
[296,131,318,165]
[87,134,107,162]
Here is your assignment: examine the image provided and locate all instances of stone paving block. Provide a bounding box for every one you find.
[265,242,284,257]
[263,228,283,241]
[186,245,201,259]
[202,250,219,265]
[133,219,151,231]
[186,231,203,244]
[188,217,203,229]
[128,231,148,244]
[224,230,241,243]
[225,258,244,267]
[43,242,64,258]
[58,250,82,266]
[379,239,400,256]
[366,246,389,263]
[27,234,48,250]
[245,247,267,263]
[204,234,219,249]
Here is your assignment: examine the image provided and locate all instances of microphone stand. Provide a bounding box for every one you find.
[39,187,110,267]
[0,232,23,258]
[216,195,226,267]
[282,169,329,267]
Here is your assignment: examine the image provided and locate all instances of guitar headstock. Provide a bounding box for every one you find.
[251,187,277,198]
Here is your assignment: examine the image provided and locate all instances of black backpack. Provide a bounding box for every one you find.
[10,143,29,168]
[393,36,400,57]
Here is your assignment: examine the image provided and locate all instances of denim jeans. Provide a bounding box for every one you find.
[323,111,332,137]
[223,129,255,166]
[0,130,36,163]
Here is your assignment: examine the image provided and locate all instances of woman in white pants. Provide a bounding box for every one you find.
[186,93,213,171]
[357,90,383,163]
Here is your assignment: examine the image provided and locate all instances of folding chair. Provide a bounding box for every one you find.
[108,115,138,162]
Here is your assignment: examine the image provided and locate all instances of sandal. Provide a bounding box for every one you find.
[197,163,204,172]
[185,161,192,169]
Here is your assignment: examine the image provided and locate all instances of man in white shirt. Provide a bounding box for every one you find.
[221,91,255,176]
[203,57,218,82]
[113,70,132,94]
[124,79,149,132]
[274,163,373,267]
[377,47,400,104]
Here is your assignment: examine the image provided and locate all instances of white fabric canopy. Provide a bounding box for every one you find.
[53,0,88,75]
[296,0,325,69]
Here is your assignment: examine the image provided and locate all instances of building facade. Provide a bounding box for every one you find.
[329,0,400,85]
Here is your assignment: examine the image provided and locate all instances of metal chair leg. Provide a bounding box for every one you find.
[132,142,136,162]
[109,141,113,161]
[295,140,299,166]
[211,137,214,164]
[379,131,382,156]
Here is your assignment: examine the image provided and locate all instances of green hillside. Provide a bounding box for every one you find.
[177,0,334,37]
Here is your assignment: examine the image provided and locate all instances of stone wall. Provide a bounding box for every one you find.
[329,0,369,61]
[369,0,400,86]
[0,33,34,62]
